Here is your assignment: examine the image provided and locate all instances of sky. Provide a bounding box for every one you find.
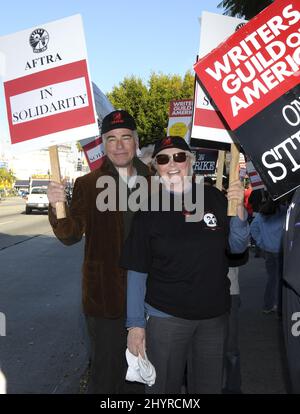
[0,0,224,155]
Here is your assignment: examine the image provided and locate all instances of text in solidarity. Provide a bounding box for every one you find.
[12,91,87,123]
[10,77,89,124]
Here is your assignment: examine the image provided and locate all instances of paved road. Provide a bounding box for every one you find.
[0,198,88,393]
[239,250,289,394]
[0,197,51,250]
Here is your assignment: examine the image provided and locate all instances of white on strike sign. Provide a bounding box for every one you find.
[0,14,98,153]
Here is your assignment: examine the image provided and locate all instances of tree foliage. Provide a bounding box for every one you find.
[107,71,194,147]
[0,168,16,189]
[217,0,273,19]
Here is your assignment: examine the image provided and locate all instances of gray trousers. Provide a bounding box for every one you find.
[145,313,228,394]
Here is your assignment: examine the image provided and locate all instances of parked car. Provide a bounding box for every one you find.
[20,190,29,198]
[25,186,49,214]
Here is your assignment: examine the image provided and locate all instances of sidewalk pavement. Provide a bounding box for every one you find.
[238,249,289,394]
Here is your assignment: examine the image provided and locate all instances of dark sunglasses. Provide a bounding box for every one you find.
[155,151,188,165]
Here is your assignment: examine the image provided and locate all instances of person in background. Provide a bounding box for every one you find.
[250,196,286,315]
[204,176,215,186]
[121,136,249,394]
[248,188,266,216]
[248,188,267,257]
[244,182,253,219]
[47,110,150,394]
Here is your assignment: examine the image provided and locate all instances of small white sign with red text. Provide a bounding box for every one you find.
[167,99,193,143]
[83,137,106,171]
[0,14,98,153]
[246,160,265,190]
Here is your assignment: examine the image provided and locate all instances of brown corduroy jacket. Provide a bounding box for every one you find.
[49,156,150,318]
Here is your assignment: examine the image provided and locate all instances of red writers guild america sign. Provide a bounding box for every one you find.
[194,0,300,131]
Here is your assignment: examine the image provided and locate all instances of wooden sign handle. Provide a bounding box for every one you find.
[216,150,225,191]
[227,143,240,217]
[49,145,66,219]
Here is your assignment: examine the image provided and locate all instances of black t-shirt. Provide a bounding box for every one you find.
[120,184,231,320]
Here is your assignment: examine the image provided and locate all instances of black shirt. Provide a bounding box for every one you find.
[121,184,231,320]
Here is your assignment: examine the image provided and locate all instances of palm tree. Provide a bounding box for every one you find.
[217,0,274,19]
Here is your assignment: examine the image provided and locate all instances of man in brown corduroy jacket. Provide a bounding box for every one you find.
[47,110,150,394]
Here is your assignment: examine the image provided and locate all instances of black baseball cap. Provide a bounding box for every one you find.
[101,110,136,134]
[152,136,192,158]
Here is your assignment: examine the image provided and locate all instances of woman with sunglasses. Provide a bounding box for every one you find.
[121,136,249,394]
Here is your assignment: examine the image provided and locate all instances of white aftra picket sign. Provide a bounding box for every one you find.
[0,14,99,218]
